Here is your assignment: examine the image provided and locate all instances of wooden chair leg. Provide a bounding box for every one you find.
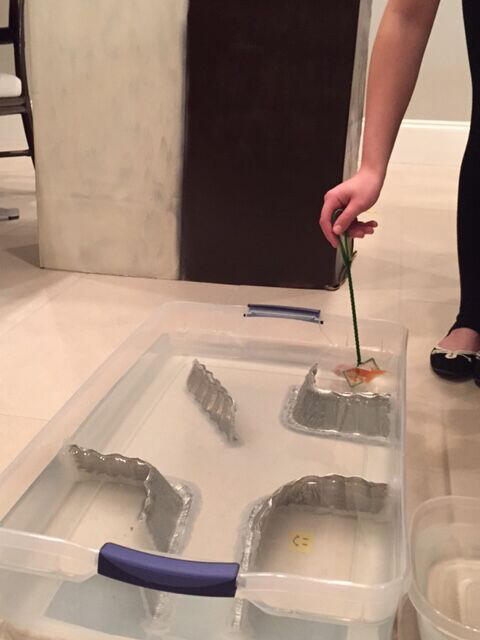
[14,0,35,166]
[21,109,34,165]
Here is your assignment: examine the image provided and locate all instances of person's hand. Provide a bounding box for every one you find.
[319,168,383,247]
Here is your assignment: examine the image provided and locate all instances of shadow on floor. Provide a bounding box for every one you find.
[7,243,40,267]
[396,598,420,640]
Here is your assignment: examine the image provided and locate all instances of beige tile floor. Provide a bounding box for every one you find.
[0,156,479,639]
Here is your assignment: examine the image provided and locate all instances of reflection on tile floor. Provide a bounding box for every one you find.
[0,157,478,639]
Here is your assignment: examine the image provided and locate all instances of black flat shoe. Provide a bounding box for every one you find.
[430,346,476,380]
[475,353,480,387]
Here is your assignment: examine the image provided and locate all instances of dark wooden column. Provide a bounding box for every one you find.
[180,0,371,289]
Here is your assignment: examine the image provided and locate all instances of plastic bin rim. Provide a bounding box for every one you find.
[245,570,409,594]
[150,300,410,333]
[0,525,409,595]
[409,495,480,640]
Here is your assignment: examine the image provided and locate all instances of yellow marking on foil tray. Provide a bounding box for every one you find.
[289,532,314,554]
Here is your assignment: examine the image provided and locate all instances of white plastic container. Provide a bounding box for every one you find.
[0,302,408,640]
[410,496,480,640]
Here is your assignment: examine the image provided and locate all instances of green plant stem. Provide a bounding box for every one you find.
[337,233,362,367]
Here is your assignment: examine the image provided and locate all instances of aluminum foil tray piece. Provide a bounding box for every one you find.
[234,475,389,626]
[284,364,392,443]
[66,445,195,627]
[67,445,194,552]
[187,359,238,443]
[248,474,388,533]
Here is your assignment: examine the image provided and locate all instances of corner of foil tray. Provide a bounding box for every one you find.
[64,445,196,628]
[233,474,392,629]
[281,364,394,444]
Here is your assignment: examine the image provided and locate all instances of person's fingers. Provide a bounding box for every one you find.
[320,192,346,248]
[347,219,378,237]
[348,222,364,233]
[321,189,379,245]
[331,201,363,237]
[348,227,375,239]
[351,230,365,239]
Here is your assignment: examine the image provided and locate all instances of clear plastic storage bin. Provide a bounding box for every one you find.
[410,496,480,640]
[0,303,408,640]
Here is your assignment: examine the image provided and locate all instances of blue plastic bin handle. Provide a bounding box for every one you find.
[245,304,322,324]
[98,543,240,598]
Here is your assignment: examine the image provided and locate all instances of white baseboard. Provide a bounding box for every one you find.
[0,114,27,150]
[390,119,469,167]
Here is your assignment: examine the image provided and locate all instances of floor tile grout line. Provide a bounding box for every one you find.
[0,411,47,423]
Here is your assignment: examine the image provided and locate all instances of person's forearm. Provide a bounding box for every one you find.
[361,0,440,180]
